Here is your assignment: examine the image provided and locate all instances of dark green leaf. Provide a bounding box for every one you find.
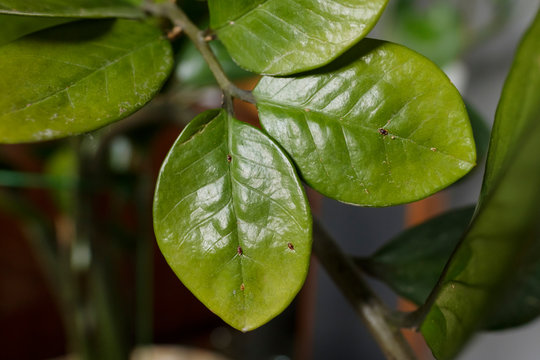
[486,236,540,330]
[421,9,540,359]
[254,40,476,206]
[208,0,389,75]
[363,204,540,332]
[0,0,142,18]
[153,109,312,331]
[0,19,173,143]
[362,207,474,306]
[0,14,72,46]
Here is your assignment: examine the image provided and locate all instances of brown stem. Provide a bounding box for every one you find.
[312,220,417,360]
[143,1,256,104]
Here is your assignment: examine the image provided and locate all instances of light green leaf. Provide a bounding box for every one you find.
[208,0,389,75]
[254,40,476,206]
[0,0,142,18]
[361,207,474,306]
[0,19,173,143]
[421,9,540,359]
[153,109,312,331]
[0,14,72,46]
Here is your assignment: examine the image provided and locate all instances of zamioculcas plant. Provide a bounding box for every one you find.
[1,0,539,359]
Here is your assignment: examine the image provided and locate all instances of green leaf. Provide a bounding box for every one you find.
[481,9,540,199]
[421,9,540,359]
[0,14,72,46]
[486,237,540,330]
[0,19,173,143]
[363,204,540,332]
[254,40,476,206]
[362,207,474,306]
[0,0,142,18]
[153,109,312,331]
[208,0,389,75]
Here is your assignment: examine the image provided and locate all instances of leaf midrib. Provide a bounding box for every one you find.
[225,115,247,329]
[258,100,475,166]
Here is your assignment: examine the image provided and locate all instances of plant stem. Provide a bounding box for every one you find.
[312,220,417,360]
[143,1,255,104]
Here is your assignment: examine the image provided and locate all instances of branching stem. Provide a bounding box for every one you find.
[143,1,255,105]
[146,2,417,358]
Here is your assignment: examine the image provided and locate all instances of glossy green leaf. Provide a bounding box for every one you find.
[0,19,173,143]
[421,9,540,359]
[0,14,72,46]
[153,109,312,331]
[0,0,142,18]
[254,40,476,206]
[208,0,389,75]
[361,207,474,306]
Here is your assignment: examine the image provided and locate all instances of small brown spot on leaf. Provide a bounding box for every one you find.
[451,284,455,289]
[391,136,396,140]
[304,108,310,112]
[378,128,388,136]
[227,154,232,162]
[287,242,294,250]
[229,21,235,25]
[237,246,243,255]
[430,147,437,152]
[240,283,245,291]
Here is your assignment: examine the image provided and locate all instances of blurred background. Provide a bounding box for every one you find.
[0,0,538,359]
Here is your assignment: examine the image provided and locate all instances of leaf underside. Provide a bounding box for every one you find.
[0,19,173,143]
[208,0,389,75]
[254,39,476,206]
[367,204,540,332]
[0,14,73,46]
[0,0,142,18]
[421,9,540,360]
[153,109,312,331]
[365,207,474,306]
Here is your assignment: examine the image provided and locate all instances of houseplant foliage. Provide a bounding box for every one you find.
[0,0,539,359]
